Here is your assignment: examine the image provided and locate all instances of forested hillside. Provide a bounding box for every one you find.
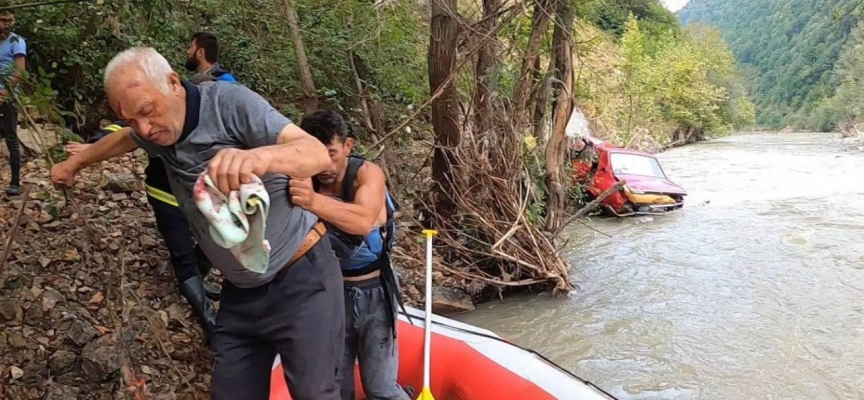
[678,0,861,130]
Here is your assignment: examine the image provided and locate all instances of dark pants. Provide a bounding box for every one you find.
[211,238,345,400]
[339,277,409,400]
[148,195,200,282]
[0,102,19,186]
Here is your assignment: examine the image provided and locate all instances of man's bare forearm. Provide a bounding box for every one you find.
[308,194,377,235]
[70,128,138,171]
[255,135,329,178]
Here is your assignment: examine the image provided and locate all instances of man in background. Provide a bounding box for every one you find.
[185,32,237,84]
[0,8,25,196]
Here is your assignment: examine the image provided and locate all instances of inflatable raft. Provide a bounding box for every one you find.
[269,306,617,400]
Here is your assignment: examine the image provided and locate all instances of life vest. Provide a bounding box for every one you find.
[313,154,407,335]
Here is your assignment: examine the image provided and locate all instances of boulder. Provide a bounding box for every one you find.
[81,334,120,380]
[431,286,475,314]
[49,350,79,375]
[67,320,97,347]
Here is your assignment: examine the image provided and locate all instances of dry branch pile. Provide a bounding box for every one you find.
[391,110,574,301]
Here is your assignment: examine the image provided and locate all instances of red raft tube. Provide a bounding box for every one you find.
[270,306,619,400]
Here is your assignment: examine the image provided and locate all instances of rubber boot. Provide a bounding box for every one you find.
[195,244,222,301]
[179,276,217,346]
[6,184,20,196]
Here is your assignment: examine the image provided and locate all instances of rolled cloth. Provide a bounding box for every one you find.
[193,173,272,274]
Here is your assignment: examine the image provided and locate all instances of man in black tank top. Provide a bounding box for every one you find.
[289,110,411,400]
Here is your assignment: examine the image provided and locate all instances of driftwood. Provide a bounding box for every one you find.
[554,180,626,238]
[0,185,31,273]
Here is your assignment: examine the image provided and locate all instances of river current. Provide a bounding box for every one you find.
[455,132,864,400]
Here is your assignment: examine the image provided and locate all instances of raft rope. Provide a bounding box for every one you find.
[399,310,622,400]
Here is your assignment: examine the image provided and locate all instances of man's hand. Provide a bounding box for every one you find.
[66,142,90,157]
[207,148,272,195]
[51,160,80,188]
[288,178,317,210]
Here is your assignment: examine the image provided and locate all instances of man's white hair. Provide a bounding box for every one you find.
[104,47,174,95]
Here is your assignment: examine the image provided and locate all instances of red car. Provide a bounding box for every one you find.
[570,137,686,216]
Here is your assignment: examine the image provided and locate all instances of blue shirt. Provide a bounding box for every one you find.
[0,33,25,92]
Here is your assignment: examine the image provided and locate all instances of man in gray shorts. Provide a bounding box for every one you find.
[50,47,344,400]
[288,110,411,400]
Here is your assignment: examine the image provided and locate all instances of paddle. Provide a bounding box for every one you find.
[417,229,438,400]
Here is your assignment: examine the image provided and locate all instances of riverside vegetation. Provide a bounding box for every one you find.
[0,0,752,398]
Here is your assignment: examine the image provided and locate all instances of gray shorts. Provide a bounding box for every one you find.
[338,276,411,400]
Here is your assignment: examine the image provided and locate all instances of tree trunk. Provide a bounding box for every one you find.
[530,56,551,140]
[282,0,318,114]
[473,0,502,136]
[349,51,398,187]
[429,0,462,222]
[543,0,574,233]
[512,0,552,131]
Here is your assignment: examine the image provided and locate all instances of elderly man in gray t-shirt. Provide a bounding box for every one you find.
[50,47,344,400]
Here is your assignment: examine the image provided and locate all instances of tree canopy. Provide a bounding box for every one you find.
[678,0,862,130]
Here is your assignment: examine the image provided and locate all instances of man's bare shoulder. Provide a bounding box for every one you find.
[354,161,386,187]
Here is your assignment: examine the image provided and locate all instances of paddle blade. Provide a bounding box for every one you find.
[415,386,435,400]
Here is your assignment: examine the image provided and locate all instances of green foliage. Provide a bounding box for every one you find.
[617,15,754,137]
[577,0,680,39]
[678,0,862,129]
[811,19,864,130]
[12,0,426,136]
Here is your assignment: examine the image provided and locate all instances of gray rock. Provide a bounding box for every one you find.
[431,286,475,314]
[49,349,79,375]
[42,287,65,311]
[0,298,22,323]
[81,334,120,381]
[67,320,97,347]
[7,330,26,348]
[139,234,158,249]
[22,360,48,384]
[100,171,143,193]
[45,384,80,400]
[9,365,23,380]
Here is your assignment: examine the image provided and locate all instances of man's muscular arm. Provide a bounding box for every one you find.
[289,163,386,235]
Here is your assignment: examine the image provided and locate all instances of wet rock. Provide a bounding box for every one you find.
[49,350,79,375]
[81,334,120,380]
[67,320,97,347]
[45,384,80,400]
[431,286,475,314]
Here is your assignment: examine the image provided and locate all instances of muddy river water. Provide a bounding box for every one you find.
[454,132,864,399]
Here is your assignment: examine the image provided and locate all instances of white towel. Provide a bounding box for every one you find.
[192,173,271,274]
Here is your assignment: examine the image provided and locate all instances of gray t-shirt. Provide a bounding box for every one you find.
[131,81,317,288]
